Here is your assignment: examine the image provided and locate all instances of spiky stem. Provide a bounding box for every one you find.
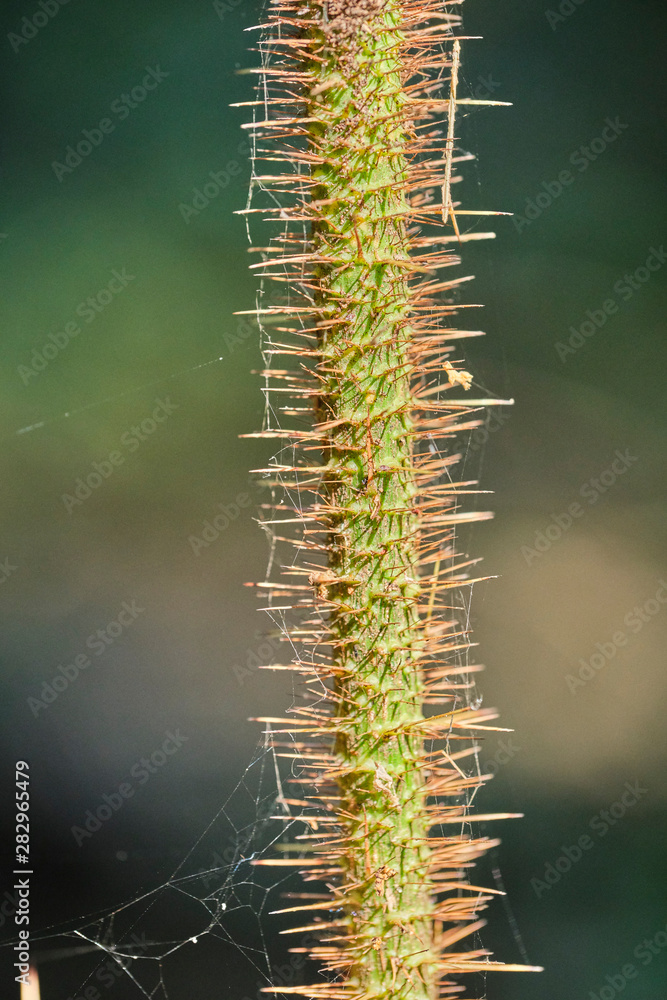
[315,14,438,998]
[242,1,539,997]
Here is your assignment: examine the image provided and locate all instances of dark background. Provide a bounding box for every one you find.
[1,0,666,997]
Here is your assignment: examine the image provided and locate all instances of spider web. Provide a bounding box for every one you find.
[11,734,328,1000]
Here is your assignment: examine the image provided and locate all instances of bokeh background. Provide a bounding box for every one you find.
[1,0,666,997]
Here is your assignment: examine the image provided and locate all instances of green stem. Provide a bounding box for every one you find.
[245,1,539,996]
[313,9,434,996]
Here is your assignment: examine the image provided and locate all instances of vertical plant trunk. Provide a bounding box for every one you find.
[240,0,540,996]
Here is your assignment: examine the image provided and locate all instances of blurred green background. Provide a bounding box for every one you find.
[1,0,665,997]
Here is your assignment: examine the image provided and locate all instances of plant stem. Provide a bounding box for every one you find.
[243,1,540,996]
